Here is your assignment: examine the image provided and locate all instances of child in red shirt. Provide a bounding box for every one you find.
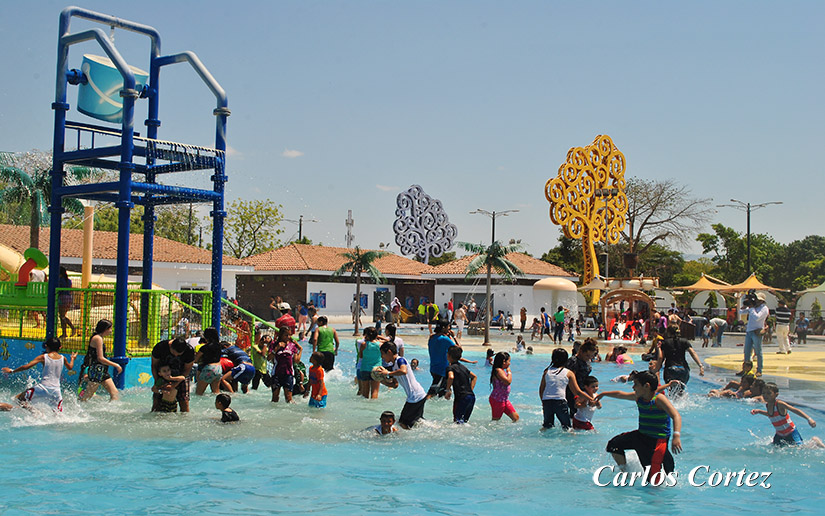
[308,352,328,408]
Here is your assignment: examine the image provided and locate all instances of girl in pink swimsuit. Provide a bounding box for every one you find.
[489,352,519,422]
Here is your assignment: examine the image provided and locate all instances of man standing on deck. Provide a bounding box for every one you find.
[740,292,769,377]
[774,300,792,354]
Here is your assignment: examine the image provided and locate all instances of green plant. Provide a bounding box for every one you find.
[333,246,389,335]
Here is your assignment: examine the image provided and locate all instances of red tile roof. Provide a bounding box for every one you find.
[427,252,575,277]
[244,244,435,276]
[0,224,244,265]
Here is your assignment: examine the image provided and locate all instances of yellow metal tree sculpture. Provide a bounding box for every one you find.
[545,134,628,304]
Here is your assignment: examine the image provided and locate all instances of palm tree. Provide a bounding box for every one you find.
[0,150,95,249]
[333,246,389,335]
[459,241,524,345]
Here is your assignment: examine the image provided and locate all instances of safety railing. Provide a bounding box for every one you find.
[0,285,211,357]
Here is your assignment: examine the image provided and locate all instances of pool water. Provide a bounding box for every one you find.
[2,341,823,515]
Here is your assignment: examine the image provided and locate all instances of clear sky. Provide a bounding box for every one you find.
[1,1,822,258]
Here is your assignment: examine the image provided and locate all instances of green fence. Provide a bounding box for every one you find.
[221,297,280,346]
[0,284,212,357]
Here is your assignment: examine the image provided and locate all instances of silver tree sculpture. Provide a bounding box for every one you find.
[393,184,457,264]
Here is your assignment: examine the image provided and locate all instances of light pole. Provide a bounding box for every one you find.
[284,215,318,242]
[470,208,519,345]
[716,199,782,277]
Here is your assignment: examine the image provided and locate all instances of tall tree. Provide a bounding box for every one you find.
[541,235,583,275]
[221,199,283,259]
[622,178,713,256]
[459,241,524,345]
[333,247,389,336]
[671,257,717,287]
[697,223,783,285]
[775,235,825,292]
[0,150,97,248]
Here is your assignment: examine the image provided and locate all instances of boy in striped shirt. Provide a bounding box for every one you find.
[598,371,683,479]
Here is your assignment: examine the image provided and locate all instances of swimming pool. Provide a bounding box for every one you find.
[1,341,823,515]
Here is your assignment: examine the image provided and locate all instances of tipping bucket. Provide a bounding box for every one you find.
[77,54,148,123]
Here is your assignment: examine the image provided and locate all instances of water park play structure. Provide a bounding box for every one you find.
[0,7,230,387]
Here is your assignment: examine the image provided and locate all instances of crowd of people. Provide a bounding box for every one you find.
[3,300,823,479]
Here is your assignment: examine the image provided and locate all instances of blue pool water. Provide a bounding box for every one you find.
[2,341,824,515]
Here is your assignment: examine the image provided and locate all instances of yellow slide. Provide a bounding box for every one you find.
[0,243,26,281]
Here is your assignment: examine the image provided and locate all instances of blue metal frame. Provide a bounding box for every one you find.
[48,7,229,388]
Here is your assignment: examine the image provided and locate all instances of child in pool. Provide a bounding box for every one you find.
[530,318,541,341]
[615,347,634,365]
[152,364,185,412]
[735,360,756,378]
[513,336,526,353]
[485,348,495,366]
[444,347,477,424]
[377,342,427,429]
[372,410,398,435]
[526,346,534,355]
[489,352,519,422]
[1,337,76,412]
[539,348,594,430]
[573,376,601,430]
[708,375,755,398]
[308,352,328,408]
[410,358,420,371]
[720,361,754,392]
[292,340,309,399]
[750,382,823,448]
[215,393,239,423]
[599,371,683,479]
[744,378,766,401]
[268,332,295,403]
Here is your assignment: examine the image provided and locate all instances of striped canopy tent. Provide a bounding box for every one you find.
[718,273,789,293]
[672,273,730,291]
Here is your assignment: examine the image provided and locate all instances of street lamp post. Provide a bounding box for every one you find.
[284,215,319,242]
[470,208,518,345]
[716,199,782,277]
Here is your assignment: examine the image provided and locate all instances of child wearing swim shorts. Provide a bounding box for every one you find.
[598,371,682,480]
[489,352,519,422]
[1,337,76,412]
[377,341,427,429]
[215,393,239,423]
[573,376,601,430]
[308,352,327,408]
[750,382,823,447]
[539,348,593,430]
[152,365,185,412]
[444,346,477,424]
[269,336,295,403]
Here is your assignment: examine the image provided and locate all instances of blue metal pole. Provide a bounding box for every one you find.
[140,58,161,344]
[111,76,139,390]
[48,38,71,341]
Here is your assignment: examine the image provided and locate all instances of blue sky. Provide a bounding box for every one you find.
[1,1,822,258]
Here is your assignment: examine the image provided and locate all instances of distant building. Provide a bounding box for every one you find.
[0,224,251,297]
[236,244,577,321]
